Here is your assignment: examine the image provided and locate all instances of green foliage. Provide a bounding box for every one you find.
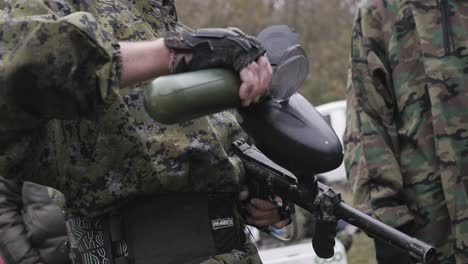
[176,0,359,105]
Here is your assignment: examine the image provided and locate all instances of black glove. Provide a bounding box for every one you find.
[164,28,265,73]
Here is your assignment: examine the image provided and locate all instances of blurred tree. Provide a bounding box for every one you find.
[176,0,359,105]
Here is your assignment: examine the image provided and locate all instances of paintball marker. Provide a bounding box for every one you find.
[143,25,436,263]
[233,93,436,263]
[143,69,436,263]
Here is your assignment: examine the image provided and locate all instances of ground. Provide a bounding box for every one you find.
[338,182,377,264]
[347,232,376,264]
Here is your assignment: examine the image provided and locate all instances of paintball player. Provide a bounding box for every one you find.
[0,0,298,263]
[344,0,468,263]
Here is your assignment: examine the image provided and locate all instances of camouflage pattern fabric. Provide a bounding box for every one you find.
[344,0,468,263]
[0,0,259,263]
[48,186,67,211]
[201,243,262,264]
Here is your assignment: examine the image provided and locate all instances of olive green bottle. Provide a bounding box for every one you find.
[144,69,241,124]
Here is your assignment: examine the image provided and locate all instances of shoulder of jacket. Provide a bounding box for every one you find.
[357,0,403,22]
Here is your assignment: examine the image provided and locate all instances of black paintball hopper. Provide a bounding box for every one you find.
[238,93,344,180]
[257,25,309,101]
[268,45,309,101]
[257,25,300,65]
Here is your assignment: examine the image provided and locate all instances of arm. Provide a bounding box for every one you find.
[2,0,270,126]
[343,3,414,228]
[0,10,121,121]
[119,40,172,87]
[119,38,271,107]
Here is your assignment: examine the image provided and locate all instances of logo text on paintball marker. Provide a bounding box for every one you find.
[211,218,234,230]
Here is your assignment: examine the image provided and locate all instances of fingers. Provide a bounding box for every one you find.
[239,55,272,107]
[239,62,259,107]
[245,198,282,227]
[250,198,278,210]
[272,217,291,229]
[238,185,250,201]
[257,56,273,103]
[238,68,253,107]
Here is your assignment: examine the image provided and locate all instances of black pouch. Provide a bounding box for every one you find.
[119,193,245,264]
[207,193,246,254]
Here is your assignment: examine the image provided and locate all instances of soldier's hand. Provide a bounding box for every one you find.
[238,55,272,107]
[164,28,265,73]
[239,188,290,229]
[164,28,271,106]
[165,54,272,107]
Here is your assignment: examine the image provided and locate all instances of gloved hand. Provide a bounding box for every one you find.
[164,28,266,73]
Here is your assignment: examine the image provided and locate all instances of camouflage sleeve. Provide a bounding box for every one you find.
[343,2,414,228]
[0,0,121,123]
[0,177,44,264]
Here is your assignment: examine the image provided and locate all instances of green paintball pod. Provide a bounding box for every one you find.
[144,69,241,124]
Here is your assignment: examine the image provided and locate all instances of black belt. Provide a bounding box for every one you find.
[109,192,246,264]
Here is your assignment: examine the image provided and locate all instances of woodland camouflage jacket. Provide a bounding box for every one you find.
[0,0,258,263]
[344,0,468,262]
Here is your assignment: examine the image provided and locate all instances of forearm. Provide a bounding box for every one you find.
[119,39,172,88]
[1,13,169,121]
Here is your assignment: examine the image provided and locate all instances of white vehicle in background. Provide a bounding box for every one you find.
[259,238,348,264]
[315,100,347,184]
[257,100,349,264]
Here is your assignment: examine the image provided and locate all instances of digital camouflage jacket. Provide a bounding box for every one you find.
[344,0,468,263]
[0,0,260,263]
